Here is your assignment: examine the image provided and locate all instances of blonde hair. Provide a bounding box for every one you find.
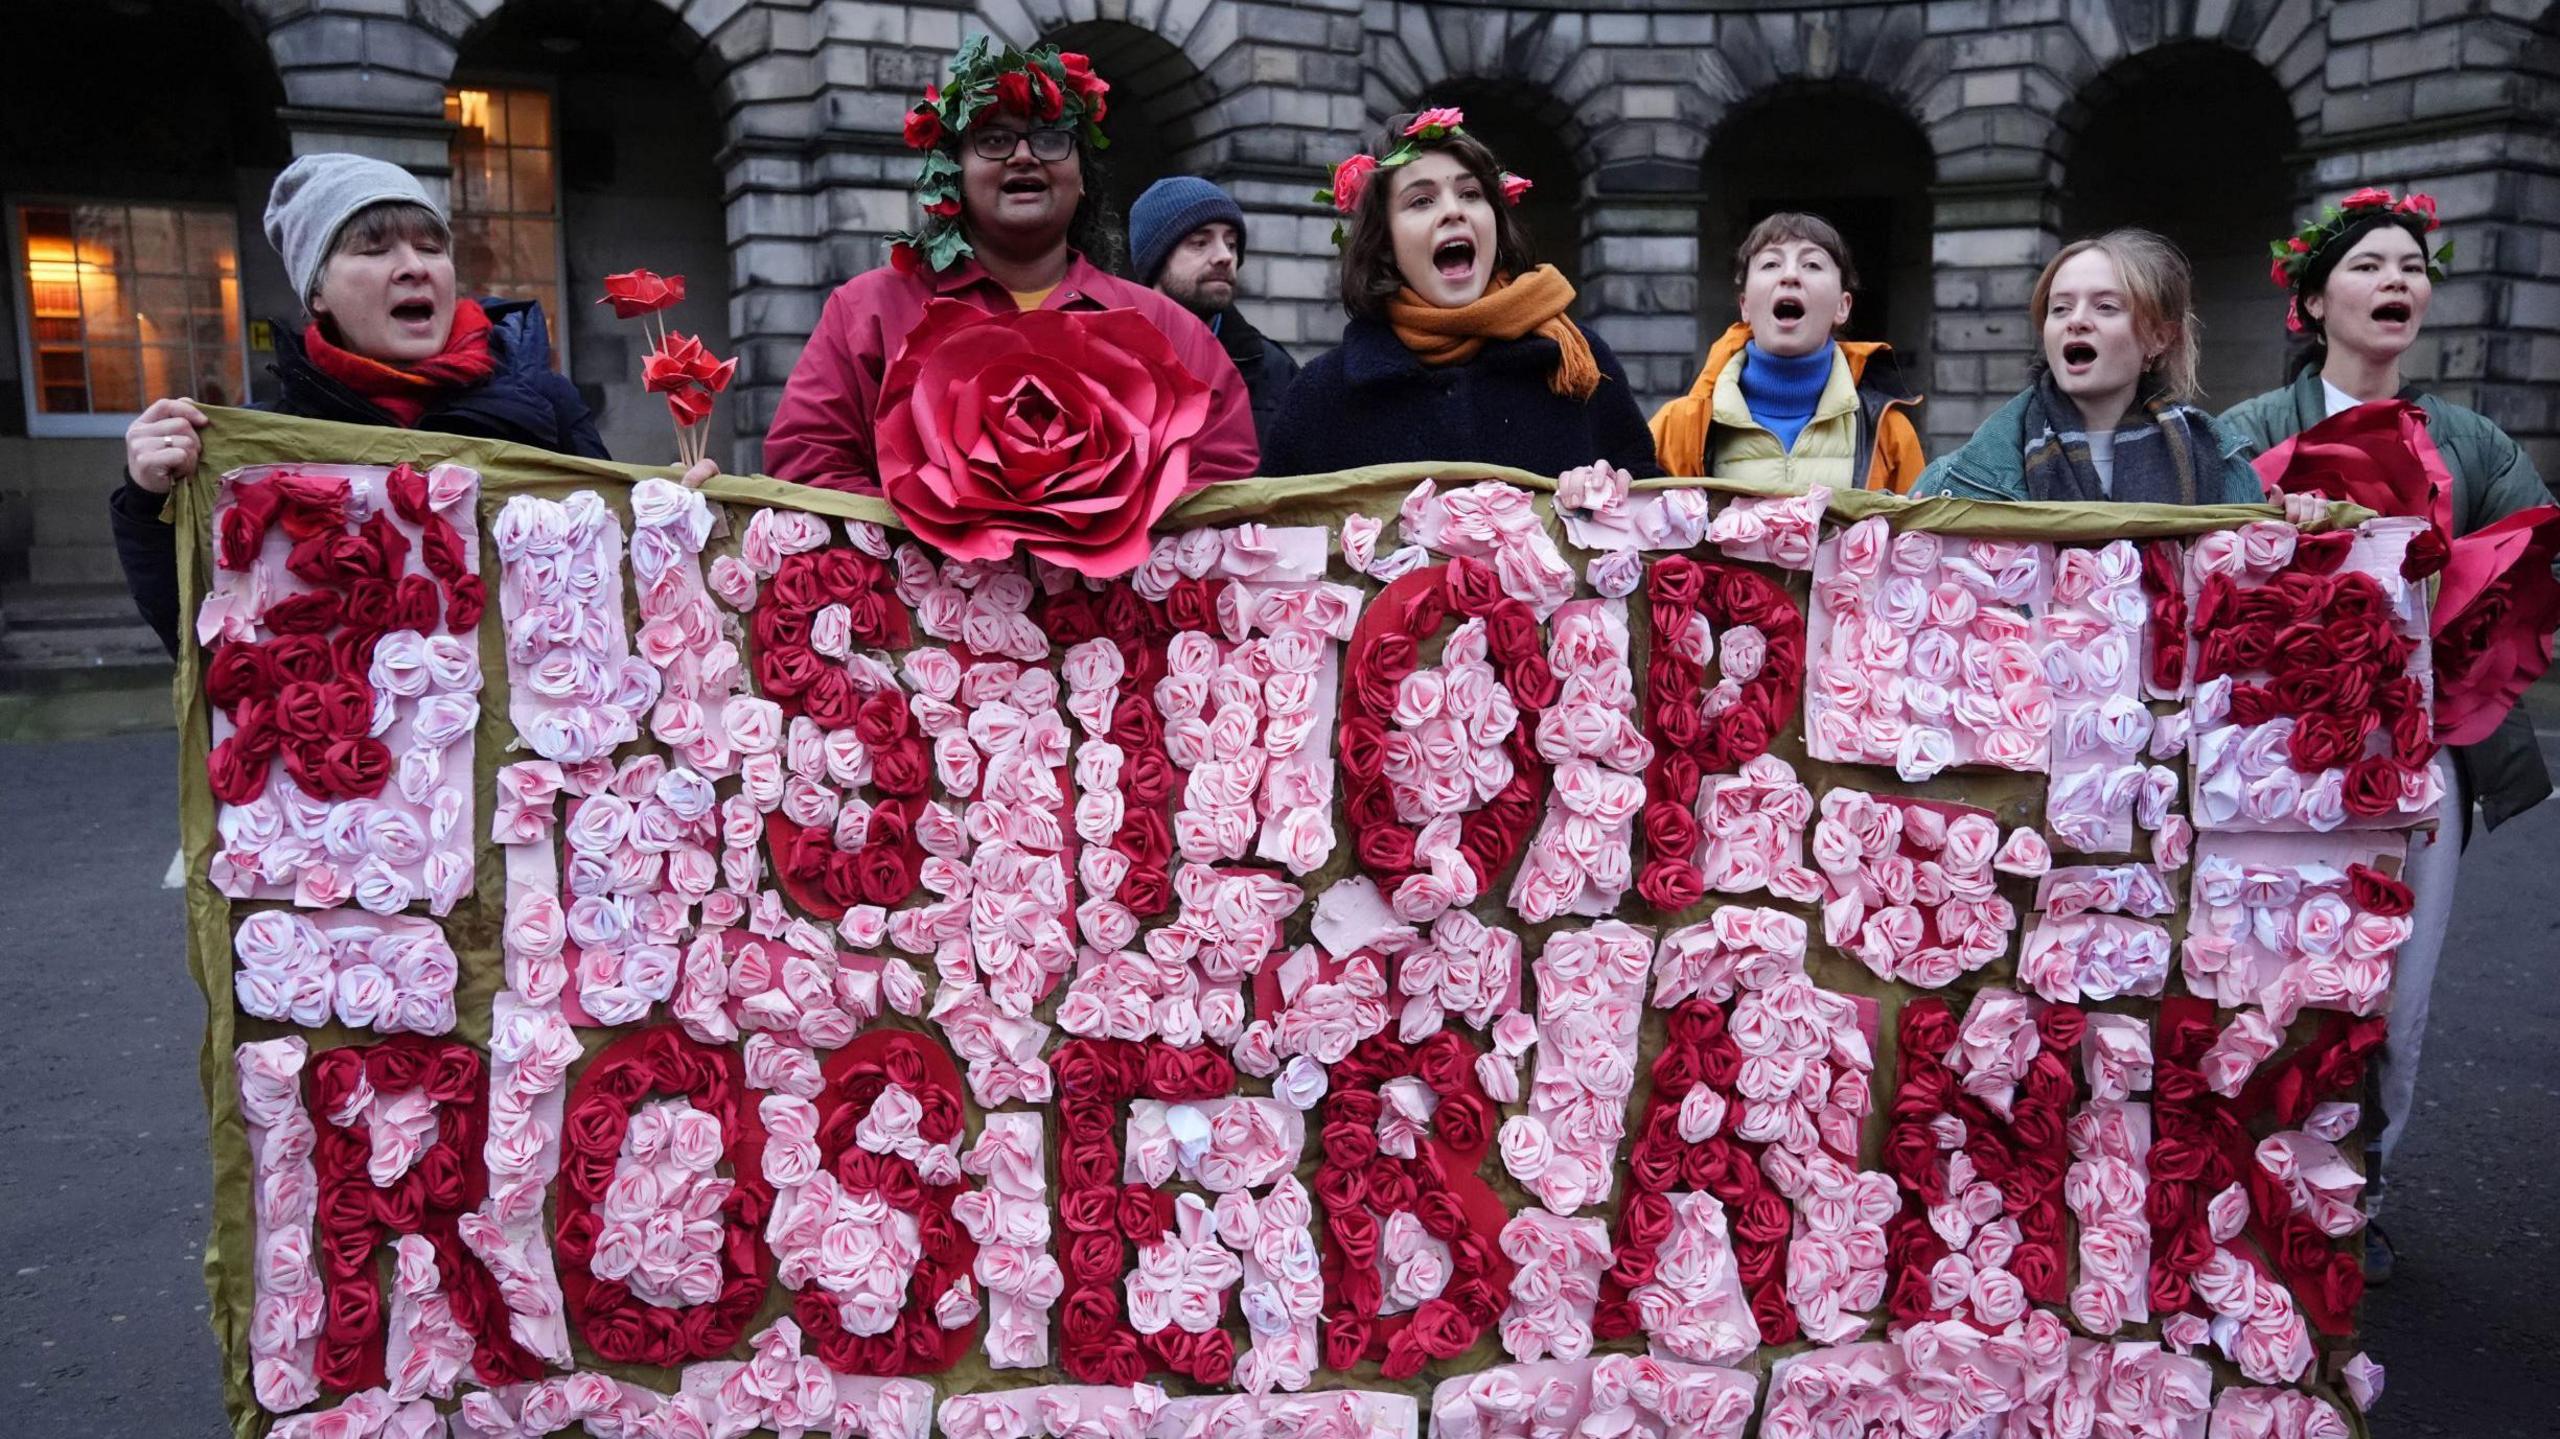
[2030,228,2202,405]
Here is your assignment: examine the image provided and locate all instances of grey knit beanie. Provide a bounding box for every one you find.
[264,153,444,304]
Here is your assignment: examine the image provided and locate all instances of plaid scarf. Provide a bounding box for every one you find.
[2018,371,2218,505]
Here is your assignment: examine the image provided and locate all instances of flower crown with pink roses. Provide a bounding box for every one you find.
[889,37,1112,275]
[2269,187,2452,333]
[1314,108,1533,247]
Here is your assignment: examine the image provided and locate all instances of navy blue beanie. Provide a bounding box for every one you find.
[1129,176,1247,285]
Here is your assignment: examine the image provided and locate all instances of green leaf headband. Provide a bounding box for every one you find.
[887,37,1113,275]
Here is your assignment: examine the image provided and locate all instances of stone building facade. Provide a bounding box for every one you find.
[2,0,2554,643]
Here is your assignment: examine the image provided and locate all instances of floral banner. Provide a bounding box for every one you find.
[181,408,2394,1439]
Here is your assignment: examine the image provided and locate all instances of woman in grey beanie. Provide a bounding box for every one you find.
[111,153,709,656]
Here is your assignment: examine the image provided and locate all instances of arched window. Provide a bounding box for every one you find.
[2059,45,2296,408]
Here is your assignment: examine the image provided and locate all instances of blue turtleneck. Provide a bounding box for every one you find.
[1738,340,1835,452]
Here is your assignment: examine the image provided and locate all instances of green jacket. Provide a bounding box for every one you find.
[2220,370,2554,832]
[1913,389,2267,504]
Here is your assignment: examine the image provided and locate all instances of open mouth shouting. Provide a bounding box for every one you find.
[389,297,440,333]
[1433,236,1477,285]
[999,174,1050,202]
[2370,299,2413,326]
[2059,339,2100,374]
[1771,296,1806,324]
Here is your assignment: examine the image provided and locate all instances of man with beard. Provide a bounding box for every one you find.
[1129,177,1299,446]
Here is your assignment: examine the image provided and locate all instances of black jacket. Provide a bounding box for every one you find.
[1214,306,1299,448]
[110,298,606,657]
[1260,316,1662,480]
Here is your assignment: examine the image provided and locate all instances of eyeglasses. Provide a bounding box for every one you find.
[969,126,1076,162]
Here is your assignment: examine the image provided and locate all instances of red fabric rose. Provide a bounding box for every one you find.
[2340,754,2406,818]
[285,736,392,800]
[217,482,286,570]
[1433,1093,1489,1153]
[207,735,272,805]
[1442,554,1506,617]
[1637,858,1707,913]
[874,301,1212,578]
[2285,711,2365,773]
[2346,862,2415,917]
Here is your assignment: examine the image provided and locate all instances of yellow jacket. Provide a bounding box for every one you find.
[1650,323,1926,493]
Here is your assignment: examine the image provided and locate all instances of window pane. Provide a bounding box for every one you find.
[140,344,188,401]
[74,203,129,276]
[511,218,555,286]
[14,201,243,419]
[188,277,231,348]
[87,344,140,413]
[22,205,73,247]
[22,207,80,333]
[457,143,507,214]
[80,268,135,341]
[132,208,183,274]
[452,87,505,146]
[448,217,492,290]
[135,276,188,339]
[34,347,88,414]
[509,89,551,151]
[443,85,561,372]
[184,209,237,275]
[196,349,245,408]
[511,145,556,216]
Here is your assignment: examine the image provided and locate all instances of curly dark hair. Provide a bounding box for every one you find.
[1336,118,1536,320]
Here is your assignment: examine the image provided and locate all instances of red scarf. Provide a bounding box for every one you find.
[301,297,499,426]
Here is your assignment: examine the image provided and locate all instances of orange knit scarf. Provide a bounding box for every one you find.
[1384,265,1601,399]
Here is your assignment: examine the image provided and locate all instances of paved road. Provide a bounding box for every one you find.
[4,730,2555,1435]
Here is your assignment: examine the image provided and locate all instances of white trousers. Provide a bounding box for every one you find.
[2370,751,2464,1212]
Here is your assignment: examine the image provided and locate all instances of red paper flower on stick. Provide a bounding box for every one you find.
[596,270,733,467]
[595,268,685,319]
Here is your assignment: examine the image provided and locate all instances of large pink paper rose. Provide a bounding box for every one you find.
[875,300,1213,578]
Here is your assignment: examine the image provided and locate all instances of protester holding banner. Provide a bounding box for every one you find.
[1259,110,1659,480]
[2219,188,2560,1275]
[1913,229,2266,505]
[1648,211,1926,492]
[109,153,672,658]
[762,40,1259,495]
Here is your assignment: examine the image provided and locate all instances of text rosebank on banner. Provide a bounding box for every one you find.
[178,406,2457,1439]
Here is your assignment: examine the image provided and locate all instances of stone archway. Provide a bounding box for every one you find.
[450,0,733,464]
[1043,20,1219,277]
[1698,86,1935,381]
[2057,43,2296,410]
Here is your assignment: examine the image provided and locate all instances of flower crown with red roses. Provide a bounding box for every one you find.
[2269,187,2452,333]
[889,37,1112,275]
[1313,107,1533,247]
